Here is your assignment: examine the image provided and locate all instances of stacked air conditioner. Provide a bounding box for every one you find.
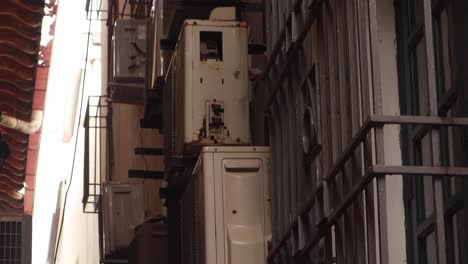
[111,19,148,104]
[113,19,148,82]
[102,182,144,256]
[165,7,272,264]
[164,11,250,159]
[180,147,272,264]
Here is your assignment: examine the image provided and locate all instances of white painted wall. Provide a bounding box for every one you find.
[33,0,101,263]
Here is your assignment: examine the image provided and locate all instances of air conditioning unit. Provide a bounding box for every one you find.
[164,19,250,157]
[102,182,145,256]
[180,146,271,264]
[113,19,147,81]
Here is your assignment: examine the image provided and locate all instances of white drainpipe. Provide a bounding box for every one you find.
[0,110,43,134]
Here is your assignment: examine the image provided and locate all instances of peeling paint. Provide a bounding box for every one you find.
[40,2,58,47]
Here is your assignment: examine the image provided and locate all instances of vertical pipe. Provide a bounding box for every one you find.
[94,100,98,207]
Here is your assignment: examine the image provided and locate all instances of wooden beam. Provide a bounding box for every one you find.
[128,169,164,179]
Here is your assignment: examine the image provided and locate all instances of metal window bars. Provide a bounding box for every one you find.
[86,0,153,21]
[83,96,110,214]
[395,0,467,262]
[86,0,106,21]
[263,0,468,263]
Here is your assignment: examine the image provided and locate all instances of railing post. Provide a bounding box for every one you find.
[367,0,389,262]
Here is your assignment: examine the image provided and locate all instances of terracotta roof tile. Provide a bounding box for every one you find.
[0,0,46,214]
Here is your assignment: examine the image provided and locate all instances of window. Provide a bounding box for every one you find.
[395,0,467,263]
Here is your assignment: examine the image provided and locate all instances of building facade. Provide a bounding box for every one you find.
[77,0,468,263]
[261,0,468,263]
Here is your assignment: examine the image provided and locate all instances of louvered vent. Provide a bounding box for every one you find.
[0,220,22,263]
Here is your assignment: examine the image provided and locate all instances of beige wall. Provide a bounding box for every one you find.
[377,0,407,263]
[100,0,166,219]
[112,104,165,218]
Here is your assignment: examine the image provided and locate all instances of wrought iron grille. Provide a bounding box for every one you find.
[262,0,468,263]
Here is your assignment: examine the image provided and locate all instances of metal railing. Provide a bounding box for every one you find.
[83,96,110,214]
[86,0,153,21]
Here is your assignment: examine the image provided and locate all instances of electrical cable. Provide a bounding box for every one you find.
[52,11,93,264]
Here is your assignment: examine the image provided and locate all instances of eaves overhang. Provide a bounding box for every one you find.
[0,0,56,215]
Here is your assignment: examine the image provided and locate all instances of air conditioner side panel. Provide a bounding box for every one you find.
[102,183,145,256]
[184,26,194,149]
[202,152,216,264]
[174,26,189,155]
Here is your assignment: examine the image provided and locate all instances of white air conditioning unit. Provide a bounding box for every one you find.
[102,182,145,256]
[113,19,147,81]
[180,146,271,264]
[165,19,250,157]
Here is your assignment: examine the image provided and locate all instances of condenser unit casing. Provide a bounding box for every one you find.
[164,20,250,157]
[180,146,272,264]
[102,182,145,256]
